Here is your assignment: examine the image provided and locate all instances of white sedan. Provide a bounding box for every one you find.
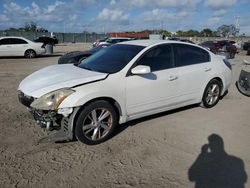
[0,36,45,58]
[18,40,232,144]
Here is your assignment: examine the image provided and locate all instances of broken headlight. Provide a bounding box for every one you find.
[31,88,75,110]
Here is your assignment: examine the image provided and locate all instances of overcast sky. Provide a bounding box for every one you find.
[0,0,249,35]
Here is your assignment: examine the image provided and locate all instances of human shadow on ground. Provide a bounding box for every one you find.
[188,134,247,188]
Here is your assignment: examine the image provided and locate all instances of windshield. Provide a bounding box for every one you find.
[78,44,145,73]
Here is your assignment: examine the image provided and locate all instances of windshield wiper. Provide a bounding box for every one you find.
[82,66,97,72]
[75,64,109,74]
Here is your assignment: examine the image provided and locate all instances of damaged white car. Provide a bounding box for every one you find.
[18,40,232,145]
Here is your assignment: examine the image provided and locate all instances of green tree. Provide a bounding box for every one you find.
[186,29,200,37]
[200,28,214,37]
[24,21,37,32]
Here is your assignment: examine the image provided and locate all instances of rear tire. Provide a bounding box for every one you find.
[74,100,118,145]
[201,79,222,108]
[25,49,36,58]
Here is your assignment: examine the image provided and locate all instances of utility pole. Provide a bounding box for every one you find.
[235,16,240,36]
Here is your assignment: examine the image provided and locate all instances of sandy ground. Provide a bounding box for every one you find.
[0,44,249,188]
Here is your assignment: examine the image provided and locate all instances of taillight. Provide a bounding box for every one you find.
[96,42,100,46]
[223,59,232,70]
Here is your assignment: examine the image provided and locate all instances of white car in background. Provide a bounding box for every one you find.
[94,37,133,47]
[18,40,232,145]
[0,36,45,58]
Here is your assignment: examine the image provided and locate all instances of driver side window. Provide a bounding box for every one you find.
[136,44,174,72]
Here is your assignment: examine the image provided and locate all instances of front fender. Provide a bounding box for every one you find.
[58,82,127,120]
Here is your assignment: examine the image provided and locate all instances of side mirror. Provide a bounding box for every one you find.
[131,65,151,75]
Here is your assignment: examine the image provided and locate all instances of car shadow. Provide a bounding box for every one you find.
[188,134,247,188]
[111,90,228,140]
[0,54,62,60]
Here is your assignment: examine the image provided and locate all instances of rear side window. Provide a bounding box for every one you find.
[10,38,28,44]
[137,44,174,72]
[0,38,11,45]
[174,44,210,67]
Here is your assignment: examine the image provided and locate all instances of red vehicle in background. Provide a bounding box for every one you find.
[200,40,237,59]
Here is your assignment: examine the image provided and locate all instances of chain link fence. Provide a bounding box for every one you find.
[1,30,249,44]
[0,30,107,43]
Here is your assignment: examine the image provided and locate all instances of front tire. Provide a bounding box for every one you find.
[75,100,118,145]
[201,79,222,108]
[25,49,36,58]
[78,56,87,64]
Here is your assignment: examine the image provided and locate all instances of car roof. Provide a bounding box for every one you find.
[120,39,197,47]
[0,36,27,39]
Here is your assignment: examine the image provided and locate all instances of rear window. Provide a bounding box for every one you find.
[174,44,210,67]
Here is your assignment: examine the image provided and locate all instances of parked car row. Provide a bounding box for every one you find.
[199,40,237,59]
[18,40,232,145]
[62,38,238,65]
[2,34,249,60]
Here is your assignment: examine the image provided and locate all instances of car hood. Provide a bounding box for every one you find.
[64,51,91,57]
[18,64,108,98]
[58,51,92,64]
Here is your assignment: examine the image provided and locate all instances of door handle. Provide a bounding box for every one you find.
[169,76,178,81]
[205,68,212,72]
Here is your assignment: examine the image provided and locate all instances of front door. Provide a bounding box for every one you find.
[126,44,180,116]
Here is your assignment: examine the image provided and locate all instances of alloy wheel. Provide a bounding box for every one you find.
[82,108,113,141]
[205,84,220,105]
[25,50,35,58]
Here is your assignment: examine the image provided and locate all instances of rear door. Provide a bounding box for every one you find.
[173,44,212,102]
[9,38,29,56]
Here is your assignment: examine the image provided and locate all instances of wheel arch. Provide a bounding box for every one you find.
[199,76,224,101]
[24,49,36,57]
[71,97,123,134]
[212,77,224,91]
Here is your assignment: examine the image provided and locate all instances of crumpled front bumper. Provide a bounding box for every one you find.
[29,108,60,129]
[18,91,76,141]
